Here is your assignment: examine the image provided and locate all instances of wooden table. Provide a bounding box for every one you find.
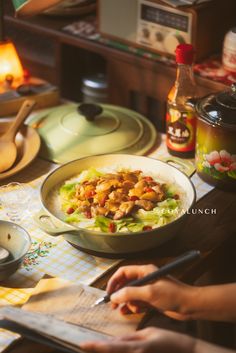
[5,185,236,352]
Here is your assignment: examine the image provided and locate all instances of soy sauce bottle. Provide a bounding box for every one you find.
[166,44,197,158]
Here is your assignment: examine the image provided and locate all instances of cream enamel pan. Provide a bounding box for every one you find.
[35,154,196,257]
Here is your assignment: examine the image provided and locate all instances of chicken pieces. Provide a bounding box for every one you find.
[68,170,166,220]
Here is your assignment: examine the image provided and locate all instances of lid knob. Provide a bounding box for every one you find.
[78,103,103,121]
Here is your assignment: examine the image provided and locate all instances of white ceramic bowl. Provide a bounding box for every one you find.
[0,221,31,281]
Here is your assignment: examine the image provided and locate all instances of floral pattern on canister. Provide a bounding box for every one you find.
[198,149,236,180]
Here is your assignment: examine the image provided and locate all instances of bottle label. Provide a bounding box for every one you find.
[166,108,196,152]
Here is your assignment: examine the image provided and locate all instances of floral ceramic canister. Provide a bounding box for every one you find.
[195,83,236,190]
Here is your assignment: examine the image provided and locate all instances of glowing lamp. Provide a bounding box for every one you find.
[0,40,24,83]
[0,0,64,84]
[0,0,24,85]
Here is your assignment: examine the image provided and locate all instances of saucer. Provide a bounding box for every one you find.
[0,123,41,181]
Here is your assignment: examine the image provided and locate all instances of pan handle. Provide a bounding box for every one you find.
[160,157,195,177]
[34,209,77,236]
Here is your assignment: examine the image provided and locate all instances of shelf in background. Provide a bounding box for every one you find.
[4,6,228,132]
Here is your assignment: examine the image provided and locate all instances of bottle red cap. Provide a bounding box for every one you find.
[175,44,195,65]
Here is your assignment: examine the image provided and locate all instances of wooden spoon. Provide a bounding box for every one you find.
[0,100,36,173]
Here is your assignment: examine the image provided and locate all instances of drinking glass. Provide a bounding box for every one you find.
[0,182,33,222]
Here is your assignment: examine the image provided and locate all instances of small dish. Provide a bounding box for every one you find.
[0,122,40,181]
[0,220,31,281]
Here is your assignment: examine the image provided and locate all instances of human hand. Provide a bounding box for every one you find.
[107,265,197,320]
[80,327,196,353]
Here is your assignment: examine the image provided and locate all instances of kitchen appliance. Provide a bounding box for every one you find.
[99,0,236,61]
[191,83,236,190]
[34,154,196,257]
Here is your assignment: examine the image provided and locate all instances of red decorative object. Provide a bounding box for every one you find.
[194,56,236,86]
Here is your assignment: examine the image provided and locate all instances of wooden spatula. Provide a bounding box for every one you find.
[0,100,36,173]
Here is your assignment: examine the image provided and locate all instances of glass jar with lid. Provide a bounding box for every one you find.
[81,74,108,104]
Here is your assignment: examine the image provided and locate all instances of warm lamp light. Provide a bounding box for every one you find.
[0,0,24,85]
[0,0,64,84]
[0,40,24,83]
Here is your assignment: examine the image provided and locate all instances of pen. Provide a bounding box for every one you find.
[92,249,201,307]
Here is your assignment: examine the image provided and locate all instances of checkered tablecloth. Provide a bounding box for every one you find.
[0,136,214,351]
[0,159,122,351]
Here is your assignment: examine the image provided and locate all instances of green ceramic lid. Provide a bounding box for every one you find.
[28,103,157,164]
